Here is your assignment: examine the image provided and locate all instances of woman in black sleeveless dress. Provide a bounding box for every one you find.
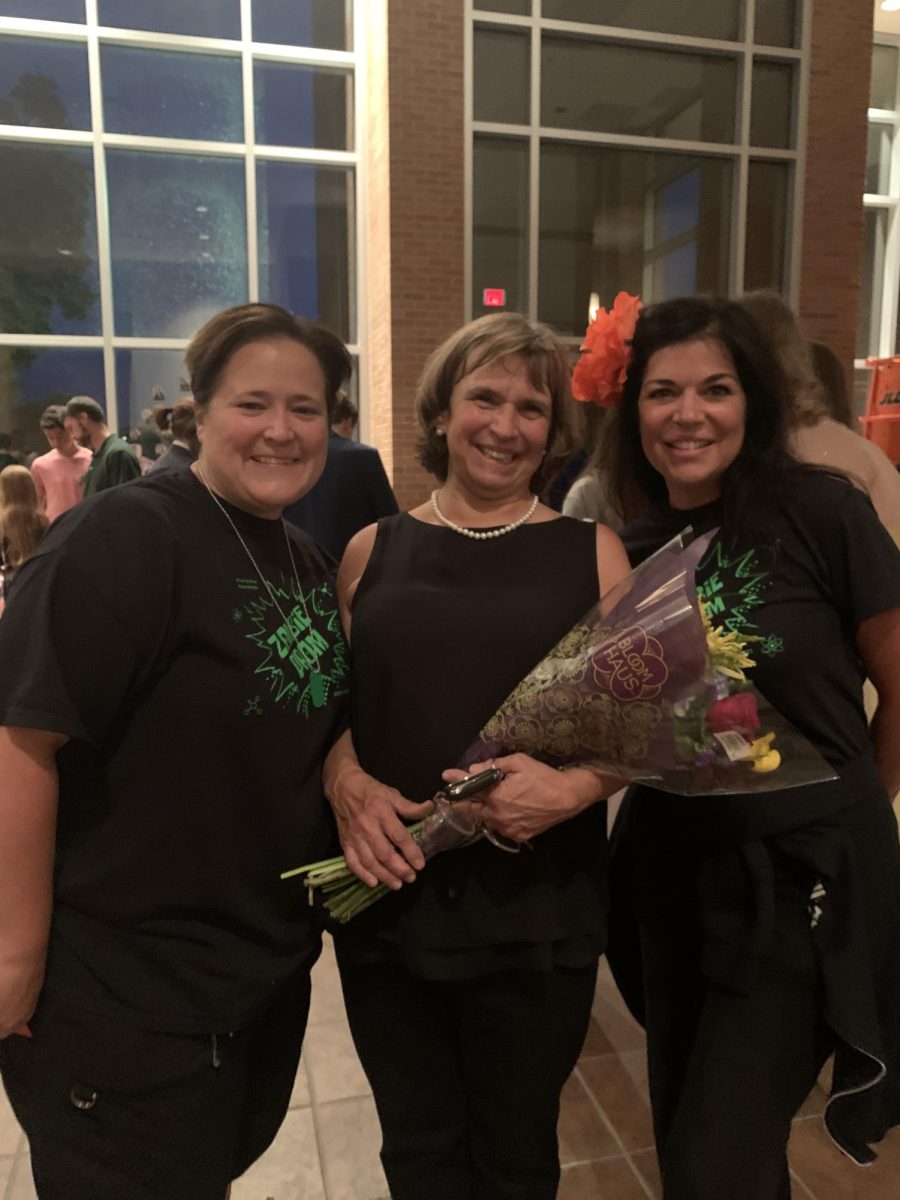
[323,313,631,1200]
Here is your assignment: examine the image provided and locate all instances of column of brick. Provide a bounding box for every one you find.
[798,0,874,376]
[364,0,465,512]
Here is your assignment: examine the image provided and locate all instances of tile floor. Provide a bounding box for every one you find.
[1,936,899,1199]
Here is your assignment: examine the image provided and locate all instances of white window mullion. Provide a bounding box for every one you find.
[84,0,118,431]
[240,0,258,303]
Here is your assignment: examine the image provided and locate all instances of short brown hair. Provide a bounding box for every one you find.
[415,312,577,492]
[39,404,66,430]
[65,395,105,423]
[185,303,351,421]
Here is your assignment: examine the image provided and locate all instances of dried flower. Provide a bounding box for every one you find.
[572,292,642,407]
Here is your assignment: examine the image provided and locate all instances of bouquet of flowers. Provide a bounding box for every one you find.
[284,529,836,921]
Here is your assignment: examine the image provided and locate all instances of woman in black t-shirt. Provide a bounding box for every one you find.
[0,304,352,1200]
[601,296,900,1199]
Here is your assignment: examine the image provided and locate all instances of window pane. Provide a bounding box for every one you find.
[252,0,352,51]
[538,143,732,335]
[475,0,530,14]
[0,0,83,19]
[97,0,240,39]
[0,347,104,458]
[867,124,892,195]
[0,37,90,131]
[751,60,795,149]
[542,36,737,144]
[754,0,800,48]
[543,0,740,42]
[744,160,789,292]
[102,46,242,142]
[856,209,887,359]
[257,161,352,342]
[474,28,529,125]
[107,150,247,338]
[0,143,100,335]
[871,45,898,111]
[473,136,528,318]
[114,349,190,445]
[255,61,352,150]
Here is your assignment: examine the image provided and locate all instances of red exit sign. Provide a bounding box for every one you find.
[482,288,506,308]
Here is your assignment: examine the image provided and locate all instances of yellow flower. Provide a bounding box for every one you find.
[700,600,758,681]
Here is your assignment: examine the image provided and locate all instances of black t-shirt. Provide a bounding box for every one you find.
[621,471,900,768]
[0,469,349,1033]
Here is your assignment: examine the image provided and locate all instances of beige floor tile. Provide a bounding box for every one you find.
[796,1080,828,1119]
[304,1018,371,1105]
[577,1057,655,1153]
[289,1056,311,1109]
[0,1156,14,1195]
[558,1156,652,1200]
[307,937,346,1028]
[316,1095,388,1200]
[580,1015,616,1058]
[5,1154,37,1200]
[629,1148,662,1199]
[558,1072,620,1164]
[617,1048,651,1107]
[0,1091,22,1158]
[592,965,646,1056]
[788,1119,900,1199]
[231,1108,325,1200]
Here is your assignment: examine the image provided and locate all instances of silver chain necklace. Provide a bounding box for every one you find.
[195,465,322,674]
[430,490,538,540]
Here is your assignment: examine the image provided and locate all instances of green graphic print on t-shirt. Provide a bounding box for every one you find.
[696,540,784,660]
[233,576,349,715]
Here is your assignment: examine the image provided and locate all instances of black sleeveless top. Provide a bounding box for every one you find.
[337,511,607,980]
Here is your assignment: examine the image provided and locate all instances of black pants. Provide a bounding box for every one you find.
[641,887,832,1200]
[0,970,311,1200]
[336,950,598,1200]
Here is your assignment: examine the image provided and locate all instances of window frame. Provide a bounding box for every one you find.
[465,0,811,340]
[0,0,366,433]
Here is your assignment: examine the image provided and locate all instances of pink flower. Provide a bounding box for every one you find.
[572,292,642,407]
[706,692,760,736]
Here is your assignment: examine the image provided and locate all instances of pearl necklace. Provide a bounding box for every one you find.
[195,465,322,673]
[430,490,539,540]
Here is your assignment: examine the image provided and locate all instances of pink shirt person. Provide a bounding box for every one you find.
[30,406,92,521]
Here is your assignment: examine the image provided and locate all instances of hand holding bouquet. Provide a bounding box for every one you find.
[285,529,836,921]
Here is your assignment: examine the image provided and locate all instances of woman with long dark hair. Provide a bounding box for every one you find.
[603,296,900,1199]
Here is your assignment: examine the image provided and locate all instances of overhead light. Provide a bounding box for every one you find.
[588,291,600,321]
[882,1,900,12]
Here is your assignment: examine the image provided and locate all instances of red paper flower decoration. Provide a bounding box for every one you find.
[572,292,642,407]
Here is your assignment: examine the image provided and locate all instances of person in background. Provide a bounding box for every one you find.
[63,396,141,496]
[0,434,16,473]
[809,340,853,428]
[738,290,900,542]
[0,303,351,1198]
[284,391,398,561]
[330,392,360,440]
[0,465,49,613]
[29,405,92,521]
[146,397,199,477]
[604,296,900,1200]
[325,312,630,1200]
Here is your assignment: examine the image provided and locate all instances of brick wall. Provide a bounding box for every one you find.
[798,0,874,373]
[366,1,875,500]
[364,0,466,511]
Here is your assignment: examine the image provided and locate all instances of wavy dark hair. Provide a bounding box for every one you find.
[602,296,801,545]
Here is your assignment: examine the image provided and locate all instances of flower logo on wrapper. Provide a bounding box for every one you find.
[572,292,642,407]
[590,626,669,702]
